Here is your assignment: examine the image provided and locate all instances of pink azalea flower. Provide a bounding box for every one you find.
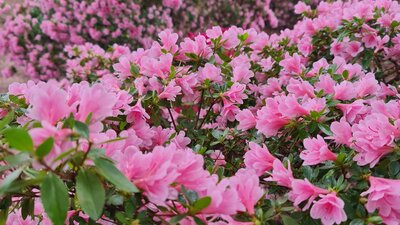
[288,179,329,210]
[159,81,182,101]
[233,65,254,84]
[352,113,400,167]
[301,135,337,166]
[244,142,276,176]
[235,109,256,131]
[329,119,353,146]
[198,63,222,83]
[256,98,290,137]
[230,169,264,215]
[361,176,400,224]
[310,193,347,225]
[26,82,70,125]
[224,83,248,104]
[76,83,118,123]
[279,53,304,75]
[264,159,293,188]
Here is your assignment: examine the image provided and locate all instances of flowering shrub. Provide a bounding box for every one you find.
[2,0,400,224]
[0,0,286,80]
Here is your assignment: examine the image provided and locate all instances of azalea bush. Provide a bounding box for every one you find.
[0,0,287,80]
[2,0,400,225]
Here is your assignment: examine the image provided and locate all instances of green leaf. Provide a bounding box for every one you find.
[0,110,14,131]
[3,128,33,152]
[349,219,364,225]
[0,168,23,194]
[93,157,139,193]
[74,121,89,139]
[76,169,105,220]
[36,137,54,159]
[318,123,333,136]
[169,214,187,224]
[21,198,34,220]
[41,173,69,225]
[190,196,211,214]
[193,216,207,225]
[281,215,300,225]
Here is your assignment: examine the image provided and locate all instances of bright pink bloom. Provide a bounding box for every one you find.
[264,159,293,188]
[301,135,337,166]
[159,81,182,101]
[346,41,364,57]
[294,2,311,14]
[361,176,400,223]
[336,100,368,124]
[244,142,276,176]
[76,83,118,123]
[256,98,290,137]
[119,144,179,204]
[26,83,70,125]
[352,113,400,167]
[279,53,304,75]
[198,63,222,83]
[230,169,264,214]
[224,83,248,104]
[310,193,347,225]
[330,119,352,146]
[235,109,256,131]
[233,65,254,84]
[288,179,329,210]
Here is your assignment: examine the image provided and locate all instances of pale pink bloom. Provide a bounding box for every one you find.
[336,100,368,124]
[230,169,264,214]
[315,74,336,95]
[352,113,400,167]
[76,83,117,123]
[198,63,222,83]
[259,57,274,71]
[330,119,352,146]
[113,55,133,79]
[201,177,245,215]
[172,148,211,192]
[277,95,309,119]
[235,109,256,131]
[361,176,400,224]
[233,65,254,84]
[209,150,226,166]
[256,98,290,137]
[244,142,276,176]
[26,83,70,125]
[256,99,289,137]
[301,135,337,166]
[264,159,293,188]
[330,40,345,56]
[224,83,247,104]
[119,144,180,204]
[294,2,311,14]
[302,98,326,113]
[346,41,364,57]
[158,29,179,53]
[171,131,191,149]
[206,26,223,39]
[287,79,315,98]
[221,99,240,122]
[355,73,379,98]
[288,179,329,210]
[159,81,182,101]
[333,81,357,101]
[310,193,347,225]
[279,53,304,75]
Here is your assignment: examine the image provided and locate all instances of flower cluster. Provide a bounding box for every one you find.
[0,0,287,80]
[2,0,400,224]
